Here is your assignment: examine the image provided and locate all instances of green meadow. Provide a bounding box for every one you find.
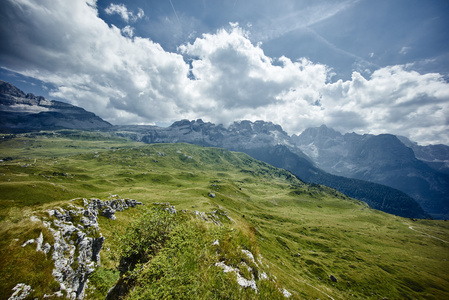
[1,130,448,299]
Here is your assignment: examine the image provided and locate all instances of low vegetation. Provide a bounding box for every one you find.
[1,130,448,299]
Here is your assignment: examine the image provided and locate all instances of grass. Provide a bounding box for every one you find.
[0,130,448,299]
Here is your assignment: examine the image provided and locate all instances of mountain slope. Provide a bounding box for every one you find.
[1,131,448,299]
[245,144,428,219]
[0,80,112,132]
[292,125,449,219]
[110,120,428,219]
[398,135,449,174]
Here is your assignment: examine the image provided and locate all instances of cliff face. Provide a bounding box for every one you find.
[0,80,112,132]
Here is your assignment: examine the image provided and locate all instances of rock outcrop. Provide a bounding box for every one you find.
[7,283,33,300]
[19,197,142,299]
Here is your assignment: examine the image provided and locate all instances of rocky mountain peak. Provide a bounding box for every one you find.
[229,120,287,136]
[294,124,342,149]
[170,119,214,128]
[0,80,26,98]
[300,124,341,139]
[169,119,193,128]
[0,80,112,132]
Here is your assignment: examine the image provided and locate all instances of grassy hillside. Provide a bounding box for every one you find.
[1,131,448,299]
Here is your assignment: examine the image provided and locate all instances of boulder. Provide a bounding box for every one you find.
[102,207,116,220]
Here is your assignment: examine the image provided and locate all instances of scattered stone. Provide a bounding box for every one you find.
[154,202,177,214]
[241,249,256,265]
[43,291,64,298]
[102,206,116,220]
[164,205,177,214]
[41,242,51,254]
[281,288,292,298]
[193,209,233,225]
[215,261,258,292]
[21,239,34,248]
[30,216,41,222]
[35,232,44,252]
[329,274,338,282]
[8,283,33,300]
[209,192,216,198]
[87,198,142,220]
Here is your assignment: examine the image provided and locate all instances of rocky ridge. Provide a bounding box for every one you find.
[0,80,112,132]
[17,197,142,299]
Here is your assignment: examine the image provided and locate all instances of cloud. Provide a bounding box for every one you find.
[0,0,190,125]
[399,46,411,55]
[105,3,144,23]
[322,67,449,144]
[179,26,329,123]
[121,25,134,38]
[182,27,449,144]
[0,0,448,145]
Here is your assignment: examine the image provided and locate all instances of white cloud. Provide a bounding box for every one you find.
[0,0,448,145]
[181,27,449,144]
[1,0,190,125]
[179,26,329,124]
[121,25,134,38]
[322,66,449,144]
[399,46,411,55]
[105,3,144,23]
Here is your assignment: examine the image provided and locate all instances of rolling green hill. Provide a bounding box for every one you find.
[1,130,448,299]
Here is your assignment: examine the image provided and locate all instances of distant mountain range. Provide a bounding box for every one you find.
[2,80,448,219]
[292,125,449,219]
[111,120,438,219]
[0,80,111,132]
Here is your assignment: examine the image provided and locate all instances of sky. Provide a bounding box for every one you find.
[1,0,449,145]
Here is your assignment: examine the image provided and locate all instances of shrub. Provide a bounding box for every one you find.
[112,207,177,275]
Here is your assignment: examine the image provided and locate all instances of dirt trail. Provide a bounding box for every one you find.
[408,226,449,244]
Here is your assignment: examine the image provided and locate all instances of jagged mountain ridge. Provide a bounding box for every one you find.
[292,125,449,219]
[111,120,428,219]
[0,80,112,132]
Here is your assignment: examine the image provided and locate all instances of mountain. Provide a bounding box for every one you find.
[292,125,449,219]
[398,135,449,174]
[109,120,428,219]
[0,80,112,132]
